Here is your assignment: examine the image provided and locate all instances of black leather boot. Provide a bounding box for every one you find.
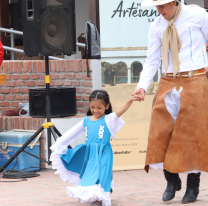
[162,169,182,202]
[182,173,201,204]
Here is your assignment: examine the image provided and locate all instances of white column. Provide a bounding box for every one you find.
[128,68,131,84]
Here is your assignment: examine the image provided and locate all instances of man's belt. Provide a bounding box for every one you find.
[163,68,206,77]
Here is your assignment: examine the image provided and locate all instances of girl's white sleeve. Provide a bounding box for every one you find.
[50,120,85,154]
[105,112,125,139]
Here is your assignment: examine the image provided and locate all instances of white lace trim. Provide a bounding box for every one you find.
[50,152,81,186]
[85,126,88,140]
[98,125,105,139]
[67,184,111,206]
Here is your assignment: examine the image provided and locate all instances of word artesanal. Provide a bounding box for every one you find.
[112,1,160,18]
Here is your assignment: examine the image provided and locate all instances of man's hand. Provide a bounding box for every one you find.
[132,88,145,102]
[206,41,208,51]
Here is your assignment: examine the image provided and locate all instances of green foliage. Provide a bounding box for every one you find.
[101,62,121,74]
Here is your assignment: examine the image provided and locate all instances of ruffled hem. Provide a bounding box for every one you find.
[50,152,81,186]
[51,151,113,205]
[67,184,111,206]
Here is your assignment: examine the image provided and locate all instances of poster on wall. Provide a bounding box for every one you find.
[99,0,184,170]
[100,0,159,49]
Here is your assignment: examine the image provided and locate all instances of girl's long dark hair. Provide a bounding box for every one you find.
[87,90,112,116]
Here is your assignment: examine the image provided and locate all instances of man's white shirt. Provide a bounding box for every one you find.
[137,5,208,92]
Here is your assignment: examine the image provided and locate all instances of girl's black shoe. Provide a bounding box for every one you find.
[90,201,102,206]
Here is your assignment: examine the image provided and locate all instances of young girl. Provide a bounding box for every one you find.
[50,90,137,206]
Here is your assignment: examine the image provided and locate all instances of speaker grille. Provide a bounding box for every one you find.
[41,8,70,50]
[22,0,76,57]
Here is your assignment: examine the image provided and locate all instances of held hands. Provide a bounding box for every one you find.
[115,89,145,117]
[130,94,140,102]
[132,88,145,102]
[115,93,143,117]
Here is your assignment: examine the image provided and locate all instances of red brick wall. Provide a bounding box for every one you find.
[0,59,92,114]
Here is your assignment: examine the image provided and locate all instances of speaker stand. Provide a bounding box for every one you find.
[0,56,63,173]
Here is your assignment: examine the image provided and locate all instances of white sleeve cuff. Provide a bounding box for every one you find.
[105,112,125,139]
[137,81,150,93]
[50,120,85,154]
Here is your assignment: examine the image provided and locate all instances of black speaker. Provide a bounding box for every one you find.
[29,87,77,117]
[22,0,76,56]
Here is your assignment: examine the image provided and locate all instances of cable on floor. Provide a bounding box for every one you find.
[0,153,41,182]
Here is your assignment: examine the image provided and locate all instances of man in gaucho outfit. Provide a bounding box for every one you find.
[132,0,208,204]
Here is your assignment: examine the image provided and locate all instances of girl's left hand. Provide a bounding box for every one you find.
[131,95,140,101]
[115,95,139,117]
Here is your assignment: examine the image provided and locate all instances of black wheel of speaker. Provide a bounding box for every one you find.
[41,8,70,51]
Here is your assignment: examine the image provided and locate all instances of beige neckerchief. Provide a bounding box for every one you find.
[162,4,182,77]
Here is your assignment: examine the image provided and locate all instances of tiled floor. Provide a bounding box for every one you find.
[1,169,208,205]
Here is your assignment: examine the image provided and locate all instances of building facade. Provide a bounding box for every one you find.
[0,0,100,60]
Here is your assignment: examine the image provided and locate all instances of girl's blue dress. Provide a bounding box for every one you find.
[50,113,124,206]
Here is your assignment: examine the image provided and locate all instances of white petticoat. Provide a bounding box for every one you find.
[50,152,112,206]
[50,152,81,186]
[67,185,111,206]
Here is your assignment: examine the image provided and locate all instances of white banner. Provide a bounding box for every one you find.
[100,0,160,49]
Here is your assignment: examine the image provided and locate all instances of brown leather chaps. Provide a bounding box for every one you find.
[145,75,208,173]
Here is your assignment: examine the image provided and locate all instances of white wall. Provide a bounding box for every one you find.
[91,60,102,90]
[65,0,89,60]
[185,0,204,7]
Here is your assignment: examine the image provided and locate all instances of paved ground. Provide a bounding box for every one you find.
[1,169,208,206]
